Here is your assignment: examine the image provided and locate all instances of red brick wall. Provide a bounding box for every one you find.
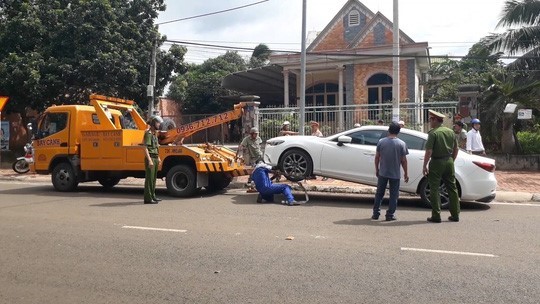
[312,20,348,51]
[353,60,411,105]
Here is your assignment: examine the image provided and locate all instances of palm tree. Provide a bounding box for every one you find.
[481,73,540,153]
[483,0,540,152]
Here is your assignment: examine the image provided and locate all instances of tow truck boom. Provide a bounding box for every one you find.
[158,103,246,145]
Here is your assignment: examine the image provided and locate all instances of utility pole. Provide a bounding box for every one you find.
[147,40,157,119]
[392,0,400,122]
[299,0,307,135]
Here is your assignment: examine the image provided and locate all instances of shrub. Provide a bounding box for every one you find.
[517,131,540,154]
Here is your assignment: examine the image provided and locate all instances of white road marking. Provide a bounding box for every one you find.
[122,225,187,233]
[490,202,540,207]
[401,247,498,258]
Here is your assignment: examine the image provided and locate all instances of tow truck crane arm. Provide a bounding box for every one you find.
[158,103,246,145]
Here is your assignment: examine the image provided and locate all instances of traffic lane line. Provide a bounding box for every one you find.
[122,225,187,233]
[401,247,498,258]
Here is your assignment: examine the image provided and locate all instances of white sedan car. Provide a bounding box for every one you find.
[263,126,497,208]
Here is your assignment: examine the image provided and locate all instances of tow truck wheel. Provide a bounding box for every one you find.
[206,173,232,192]
[98,177,121,189]
[166,164,197,197]
[52,162,79,192]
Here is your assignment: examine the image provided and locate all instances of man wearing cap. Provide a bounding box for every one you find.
[280,121,298,136]
[310,121,323,137]
[236,127,263,166]
[144,115,163,204]
[423,110,460,223]
[453,121,467,149]
[466,119,486,155]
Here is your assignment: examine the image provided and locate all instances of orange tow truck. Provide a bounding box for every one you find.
[32,94,251,197]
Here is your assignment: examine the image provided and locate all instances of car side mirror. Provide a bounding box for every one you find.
[337,135,352,146]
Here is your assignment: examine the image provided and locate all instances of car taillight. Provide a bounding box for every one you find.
[473,161,495,172]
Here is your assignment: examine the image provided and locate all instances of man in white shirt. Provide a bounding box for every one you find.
[466,118,486,155]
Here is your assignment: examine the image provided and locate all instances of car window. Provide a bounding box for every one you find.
[397,133,426,150]
[346,130,386,145]
[37,112,68,138]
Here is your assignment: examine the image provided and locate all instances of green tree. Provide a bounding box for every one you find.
[0,0,187,112]
[426,42,504,102]
[168,51,247,114]
[249,43,271,68]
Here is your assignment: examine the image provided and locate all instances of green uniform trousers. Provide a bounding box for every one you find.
[428,158,460,220]
[144,156,159,202]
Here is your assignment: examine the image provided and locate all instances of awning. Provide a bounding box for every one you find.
[222,65,295,105]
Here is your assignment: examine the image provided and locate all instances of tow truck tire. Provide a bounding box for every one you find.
[206,173,232,192]
[52,162,79,192]
[166,164,197,197]
[98,177,121,189]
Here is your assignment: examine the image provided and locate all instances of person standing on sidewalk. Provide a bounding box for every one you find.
[466,118,486,155]
[310,121,324,137]
[144,115,162,204]
[423,110,460,223]
[453,121,467,149]
[236,127,263,191]
[372,122,409,221]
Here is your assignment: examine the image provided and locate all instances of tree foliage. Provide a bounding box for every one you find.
[425,42,504,102]
[167,51,247,114]
[0,0,187,112]
[249,43,271,68]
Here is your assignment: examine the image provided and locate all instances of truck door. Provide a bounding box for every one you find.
[34,111,70,171]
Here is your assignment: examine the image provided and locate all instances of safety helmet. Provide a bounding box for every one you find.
[282,121,290,126]
[250,127,259,134]
[147,115,163,126]
[471,118,481,124]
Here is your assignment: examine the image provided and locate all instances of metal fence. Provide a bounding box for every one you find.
[164,101,458,144]
[258,101,459,140]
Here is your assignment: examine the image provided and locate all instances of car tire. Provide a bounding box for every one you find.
[52,162,79,192]
[98,177,121,189]
[279,149,313,182]
[419,178,459,209]
[166,164,197,197]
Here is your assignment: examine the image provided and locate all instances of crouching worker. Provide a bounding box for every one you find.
[251,162,298,206]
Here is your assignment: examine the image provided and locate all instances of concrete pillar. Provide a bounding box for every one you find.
[338,66,345,132]
[241,101,261,138]
[283,69,290,107]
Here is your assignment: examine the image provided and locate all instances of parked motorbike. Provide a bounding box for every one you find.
[12,123,34,174]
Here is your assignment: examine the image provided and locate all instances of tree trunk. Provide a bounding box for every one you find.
[501,113,516,154]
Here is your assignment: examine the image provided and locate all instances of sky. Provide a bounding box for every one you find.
[156,0,508,64]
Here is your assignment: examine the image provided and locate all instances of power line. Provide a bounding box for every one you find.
[157,0,270,26]
[165,39,539,60]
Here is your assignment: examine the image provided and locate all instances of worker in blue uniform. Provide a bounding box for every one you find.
[251,162,297,206]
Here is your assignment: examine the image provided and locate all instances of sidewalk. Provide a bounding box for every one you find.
[1,169,539,202]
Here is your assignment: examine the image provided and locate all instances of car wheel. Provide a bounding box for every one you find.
[166,164,197,197]
[98,177,121,189]
[52,162,79,192]
[279,149,313,182]
[419,179,456,209]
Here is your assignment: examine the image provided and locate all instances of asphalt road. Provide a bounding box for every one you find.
[0,181,539,304]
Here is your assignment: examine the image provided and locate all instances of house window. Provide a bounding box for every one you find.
[349,10,360,26]
[367,73,393,120]
[305,82,344,123]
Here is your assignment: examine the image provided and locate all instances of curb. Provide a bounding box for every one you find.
[1,174,538,203]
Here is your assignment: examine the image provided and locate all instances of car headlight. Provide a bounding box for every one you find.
[266,140,284,146]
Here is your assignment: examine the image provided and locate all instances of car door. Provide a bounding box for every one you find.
[396,131,426,187]
[319,129,385,185]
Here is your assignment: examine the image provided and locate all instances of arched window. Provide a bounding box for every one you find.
[367,73,393,120]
